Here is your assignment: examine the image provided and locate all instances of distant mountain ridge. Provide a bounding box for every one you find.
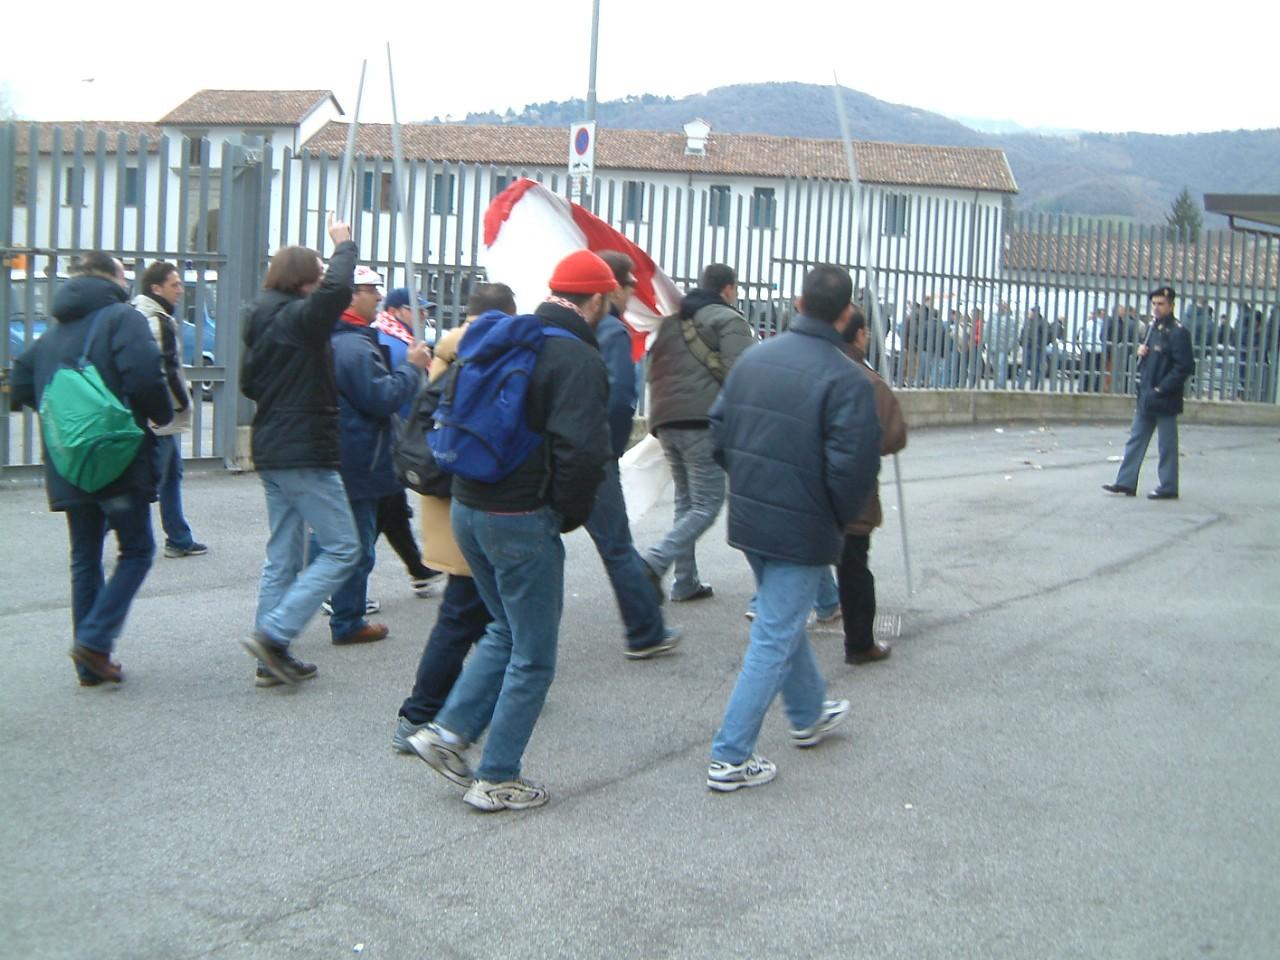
[436,82,1280,223]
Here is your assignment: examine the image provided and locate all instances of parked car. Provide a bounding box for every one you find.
[7,275,53,360]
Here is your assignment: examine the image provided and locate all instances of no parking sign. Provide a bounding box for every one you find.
[568,122,595,200]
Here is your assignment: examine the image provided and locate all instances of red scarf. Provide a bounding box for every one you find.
[340,307,370,328]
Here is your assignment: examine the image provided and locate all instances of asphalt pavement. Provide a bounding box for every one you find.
[1,421,1277,959]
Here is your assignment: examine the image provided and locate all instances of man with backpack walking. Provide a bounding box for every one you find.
[408,249,612,812]
[642,264,755,603]
[10,252,173,685]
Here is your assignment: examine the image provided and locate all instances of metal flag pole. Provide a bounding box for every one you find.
[832,75,915,597]
[386,43,425,341]
[335,59,367,224]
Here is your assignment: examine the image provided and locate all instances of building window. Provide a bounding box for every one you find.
[185,133,207,166]
[433,173,456,215]
[13,165,29,205]
[123,167,139,208]
[493,174,511,196]
[622,180,645,223]
[749,187,775,229]
[362,171,393,213]
[708,185,731,227]
[62,167,86,207]
[882,194,910,238]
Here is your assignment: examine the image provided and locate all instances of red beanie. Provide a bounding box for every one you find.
[548,249,619,295]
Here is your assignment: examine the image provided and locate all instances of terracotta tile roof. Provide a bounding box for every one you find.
[159,90,341,127]
[1003,232,1280,288]
[301,122,1018,194]
[11,121,163,154]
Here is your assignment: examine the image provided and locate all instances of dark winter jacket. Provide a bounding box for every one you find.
[451,300,610,532]
[10,275,173,510]
[709,314,881,566]
[330,314,422,500]
[241,240,357,470]
[1137,316,1194,416]
[598,306,638,458]
[646,289,754,432]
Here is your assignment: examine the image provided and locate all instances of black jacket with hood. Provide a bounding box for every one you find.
[241,240,357,470]
[10,275,173,510]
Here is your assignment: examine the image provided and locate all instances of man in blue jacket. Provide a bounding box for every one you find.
[1103,286,1195,500]
[10,251,173,685]
[585,251,681,659]
[705,264,882,792]
[316,266,430,645]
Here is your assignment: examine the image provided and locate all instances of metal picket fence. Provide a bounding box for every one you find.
[4,122,1278,472]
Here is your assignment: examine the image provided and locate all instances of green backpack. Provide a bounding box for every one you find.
[39,306,145,492]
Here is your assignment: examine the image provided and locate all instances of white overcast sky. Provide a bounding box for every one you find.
[2,0,1276,135]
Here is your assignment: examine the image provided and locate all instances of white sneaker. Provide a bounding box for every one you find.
[406,724,473,787]
[706,754,777,792]
[790,699,851,748]
[463,778,549,812]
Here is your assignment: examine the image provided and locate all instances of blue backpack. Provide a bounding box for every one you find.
[428,310,575,483]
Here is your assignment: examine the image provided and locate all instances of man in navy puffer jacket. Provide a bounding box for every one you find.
[317,266,430,645]
[704,264,882,793]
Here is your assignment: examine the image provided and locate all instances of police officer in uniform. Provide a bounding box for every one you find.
[1103,286,1194,500]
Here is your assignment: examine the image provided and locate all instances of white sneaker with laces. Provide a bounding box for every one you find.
[463,778,550,811]
[407,724,473,787]
[789,698,851,748]
[706,754,777,792]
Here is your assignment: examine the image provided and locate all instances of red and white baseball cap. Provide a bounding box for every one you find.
[353,265,384,287]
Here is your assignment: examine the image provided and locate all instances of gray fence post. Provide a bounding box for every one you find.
[216,139,268,469]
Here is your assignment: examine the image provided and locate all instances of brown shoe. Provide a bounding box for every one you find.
[845,641,891,665]
[332,622,390,646]
[70,646,124,684]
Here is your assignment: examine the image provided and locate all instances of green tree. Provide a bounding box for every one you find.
[1166,186,1203,240]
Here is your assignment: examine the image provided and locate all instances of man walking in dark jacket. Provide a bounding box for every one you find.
[240,215,365,686]
[408,249,612,812]
[315,265,430,646]
[1104,286,1194,500]
[587,250,681,659]
[705,264,881,792]
[642,264,754,602]
[10,252,173,685]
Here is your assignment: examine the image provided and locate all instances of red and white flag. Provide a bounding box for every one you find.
[482,178,682,361]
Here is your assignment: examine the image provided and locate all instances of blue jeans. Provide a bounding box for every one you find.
[437,502,564,782]
[154,434,195,549]
[712,552,829,765]
[584,459,665,650]
[255,468,360,645]
[746,560,839,619]
[65,493,155,669]
[400,574,493,725]
[1115,410,1179,495]
[310,495,378,640]
[646,426,726,600]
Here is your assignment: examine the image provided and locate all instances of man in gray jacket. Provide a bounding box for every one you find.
[642,264,754,602]
[705,264,881,792]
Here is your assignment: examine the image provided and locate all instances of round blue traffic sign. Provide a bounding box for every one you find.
[574,127,590,156]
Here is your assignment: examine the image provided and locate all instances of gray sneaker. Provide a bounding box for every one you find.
[707,754,777,792]
[392,716,430,754]
[406,724,473,787]
[463,778,549,812]
[624,626,683,660]
[789,698,851,748]
[242,632,311,686]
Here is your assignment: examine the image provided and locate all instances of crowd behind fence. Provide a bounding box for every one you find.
[3,124,1278,470]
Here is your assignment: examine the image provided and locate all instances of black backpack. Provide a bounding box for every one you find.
[393,378,453,497]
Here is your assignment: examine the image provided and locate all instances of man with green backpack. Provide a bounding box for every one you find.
[10,252,173,686]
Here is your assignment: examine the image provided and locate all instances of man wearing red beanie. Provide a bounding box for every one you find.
[409,250,612,812]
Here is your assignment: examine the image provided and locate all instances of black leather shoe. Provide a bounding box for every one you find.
[845,641,892,664]
[1147,490,1178,500]
[1102,484,1137,496]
